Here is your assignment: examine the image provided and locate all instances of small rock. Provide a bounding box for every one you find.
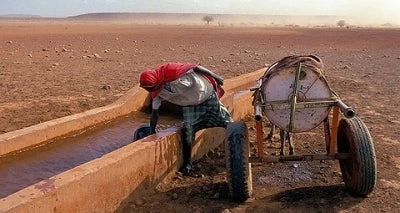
[175,171,184,178]
[333,171,342,176]
[292,163,299,168]
[53,63,60,66]
[321,177,328,183]
[42,48,49,51]
[171,193,178,200]
[28,54,33,58]
[62,47,69,52]
[94,53,101,58]
[343,65,350,69]
[222,209,232,213]
[134,198,145,206]
[221,59,226,63]
[7,40,13,44]
[102,85,111,90]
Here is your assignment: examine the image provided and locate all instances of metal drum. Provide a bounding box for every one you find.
[261,58,333,133]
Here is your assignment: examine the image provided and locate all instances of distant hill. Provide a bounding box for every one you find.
[0,14,42,18]
[66,12,342,27]
[3,12,393,27]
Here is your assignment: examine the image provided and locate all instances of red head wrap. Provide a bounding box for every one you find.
[139,63,197,98]
[139,69,159,89]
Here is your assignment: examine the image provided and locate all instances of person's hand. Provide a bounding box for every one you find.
[152,97,162,110]
[194,65,224,85]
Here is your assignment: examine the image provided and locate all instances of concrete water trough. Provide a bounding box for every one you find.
[0,68,265,212]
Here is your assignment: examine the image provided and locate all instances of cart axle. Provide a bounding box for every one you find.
[249,153,350,163]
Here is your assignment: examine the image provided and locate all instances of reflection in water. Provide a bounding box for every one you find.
[0,112,181,198]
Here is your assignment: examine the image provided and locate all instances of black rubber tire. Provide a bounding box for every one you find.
[225,122,253,203]
[337,116,377,197]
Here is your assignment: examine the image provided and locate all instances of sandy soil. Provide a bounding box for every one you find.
[1,20,400,212]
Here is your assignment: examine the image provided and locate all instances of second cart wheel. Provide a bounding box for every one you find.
[225,122,253,203]
[337,116,377,197]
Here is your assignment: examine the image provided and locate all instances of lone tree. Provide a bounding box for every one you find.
[337,20,346,28]
[202,15,214,25]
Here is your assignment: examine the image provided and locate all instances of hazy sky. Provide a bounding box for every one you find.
[1,0,399,24]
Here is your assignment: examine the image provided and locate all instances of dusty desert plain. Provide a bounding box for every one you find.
[0,20,400,212]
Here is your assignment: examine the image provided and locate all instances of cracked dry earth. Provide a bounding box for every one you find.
[0,20,399,212]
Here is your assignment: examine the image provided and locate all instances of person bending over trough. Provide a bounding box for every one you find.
[139,63,232,175]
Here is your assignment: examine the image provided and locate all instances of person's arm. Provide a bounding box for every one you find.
[150,97,162,134]
[194,65,224,85]
[150,109,158,134]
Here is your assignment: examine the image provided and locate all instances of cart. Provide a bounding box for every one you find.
[225,55,377,202]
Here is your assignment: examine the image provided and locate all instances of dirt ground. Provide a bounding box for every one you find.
[1,20,400,212]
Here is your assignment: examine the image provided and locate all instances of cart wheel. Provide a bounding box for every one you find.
[337,116,377,197]
[225,122,253,203]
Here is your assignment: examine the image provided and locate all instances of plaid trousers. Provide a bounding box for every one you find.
[182,92,232,145]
